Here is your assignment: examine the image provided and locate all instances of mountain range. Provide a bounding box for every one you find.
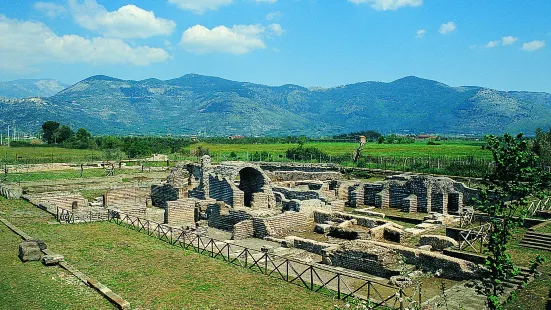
[1,74,550,136]
[0,79,68,99]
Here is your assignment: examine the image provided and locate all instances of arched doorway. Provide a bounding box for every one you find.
[238,167,266,207]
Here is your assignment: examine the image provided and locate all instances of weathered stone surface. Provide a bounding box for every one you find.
[42,254,65,265]
[419,235,459,251]
[361,240,482,280]
[383,225,403,243]
[0,184,23,199]
[314,223,331,234]
[28,239,48,250]
[18,241,42,262]
[418,245,433,251]
[322,240,404,278]
[389,275,413,288]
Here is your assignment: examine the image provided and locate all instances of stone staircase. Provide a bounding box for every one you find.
[520,231,551,251]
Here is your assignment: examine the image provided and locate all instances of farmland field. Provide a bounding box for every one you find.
[0,146,102,164]
[184,140,492,159]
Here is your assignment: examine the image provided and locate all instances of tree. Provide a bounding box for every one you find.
[476,133,550,309]
[41,121,60,144]
[532,128,551,166]
[56,125,74,144]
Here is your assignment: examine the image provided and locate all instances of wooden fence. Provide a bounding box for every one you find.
[106,209,422,309]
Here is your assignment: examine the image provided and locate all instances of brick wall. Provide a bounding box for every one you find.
[207,202,252,231]
[166,199,196,227]
[252,212,309,238]
[272,187,320,200]
[232,220,254,240]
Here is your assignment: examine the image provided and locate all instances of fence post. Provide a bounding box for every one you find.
[337,273,341,299]
[310,266,314,290]
[286,259,289,282]
[399,289,404,310]
[418,283,422,306]
[264,253,268,275]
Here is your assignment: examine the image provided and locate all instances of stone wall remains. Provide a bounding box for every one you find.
[232,220,255,240]
[151,184,179,208]
[207,202,252,231]
[252,212,309,238]
[166,199,196,227]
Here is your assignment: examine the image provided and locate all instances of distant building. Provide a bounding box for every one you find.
[415,134,438,140]
[228,135,245,140]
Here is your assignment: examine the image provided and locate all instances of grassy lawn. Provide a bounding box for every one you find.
[0,146,102,164]
[184,140,491,159]
[5,168,144,183]
[0,198,339,309]
[0,207,115,309]
[532,221,551,234]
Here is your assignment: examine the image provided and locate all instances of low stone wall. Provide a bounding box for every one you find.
[0,183,22,199]
[363,240,482,280]
[252,212,309,238]
[313,210,390,228]
[232,220,254,240]
[268,171,342,181]
[322,241,403,278]
[272,187,321,200]
[284,236,333,255]
[259,162,340,173]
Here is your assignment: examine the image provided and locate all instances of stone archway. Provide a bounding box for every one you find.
[237,167,266,207]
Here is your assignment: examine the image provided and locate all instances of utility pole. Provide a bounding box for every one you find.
[7,125,10,147]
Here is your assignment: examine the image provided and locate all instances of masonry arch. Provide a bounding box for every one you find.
[237,167,266,207]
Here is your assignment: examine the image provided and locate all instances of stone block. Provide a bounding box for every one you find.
[42,254,65,265]
[383,226,403,243]
[18,241,42,262]
[418,245,432,251]
[419,235,459,251]
[314,223,331,234]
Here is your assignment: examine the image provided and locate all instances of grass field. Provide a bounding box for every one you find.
[184,140,492,159]
[4,168,143,183]
[0,146,102,164]
[0,198,339,309]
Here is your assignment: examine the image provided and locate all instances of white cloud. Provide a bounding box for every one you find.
[266,11,282,21]
[502,36,518,45]
[348,0,422,11]
[180,24,270,54]
[167,0,233,14]
[0,15,169,70]
[255,0,277,2]
[269,24,284,36]
[439,21,456,34]
[69,0,175,39]
[522,40,545,51]
[34,2,67,18]
[415,29,426,38]
[485,40,500,48]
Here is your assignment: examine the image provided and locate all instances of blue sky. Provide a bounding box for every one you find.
[0,0,550,92]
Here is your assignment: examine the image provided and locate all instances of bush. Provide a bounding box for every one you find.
[285,146,329,161]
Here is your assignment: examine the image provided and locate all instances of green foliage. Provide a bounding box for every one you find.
[332,130,382,142]
[41,121,60,144]
[285,145,329,161]
[56,125,74,143]
[532,127,551,166]
[378,134,415,144]
[476,133,551,309]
